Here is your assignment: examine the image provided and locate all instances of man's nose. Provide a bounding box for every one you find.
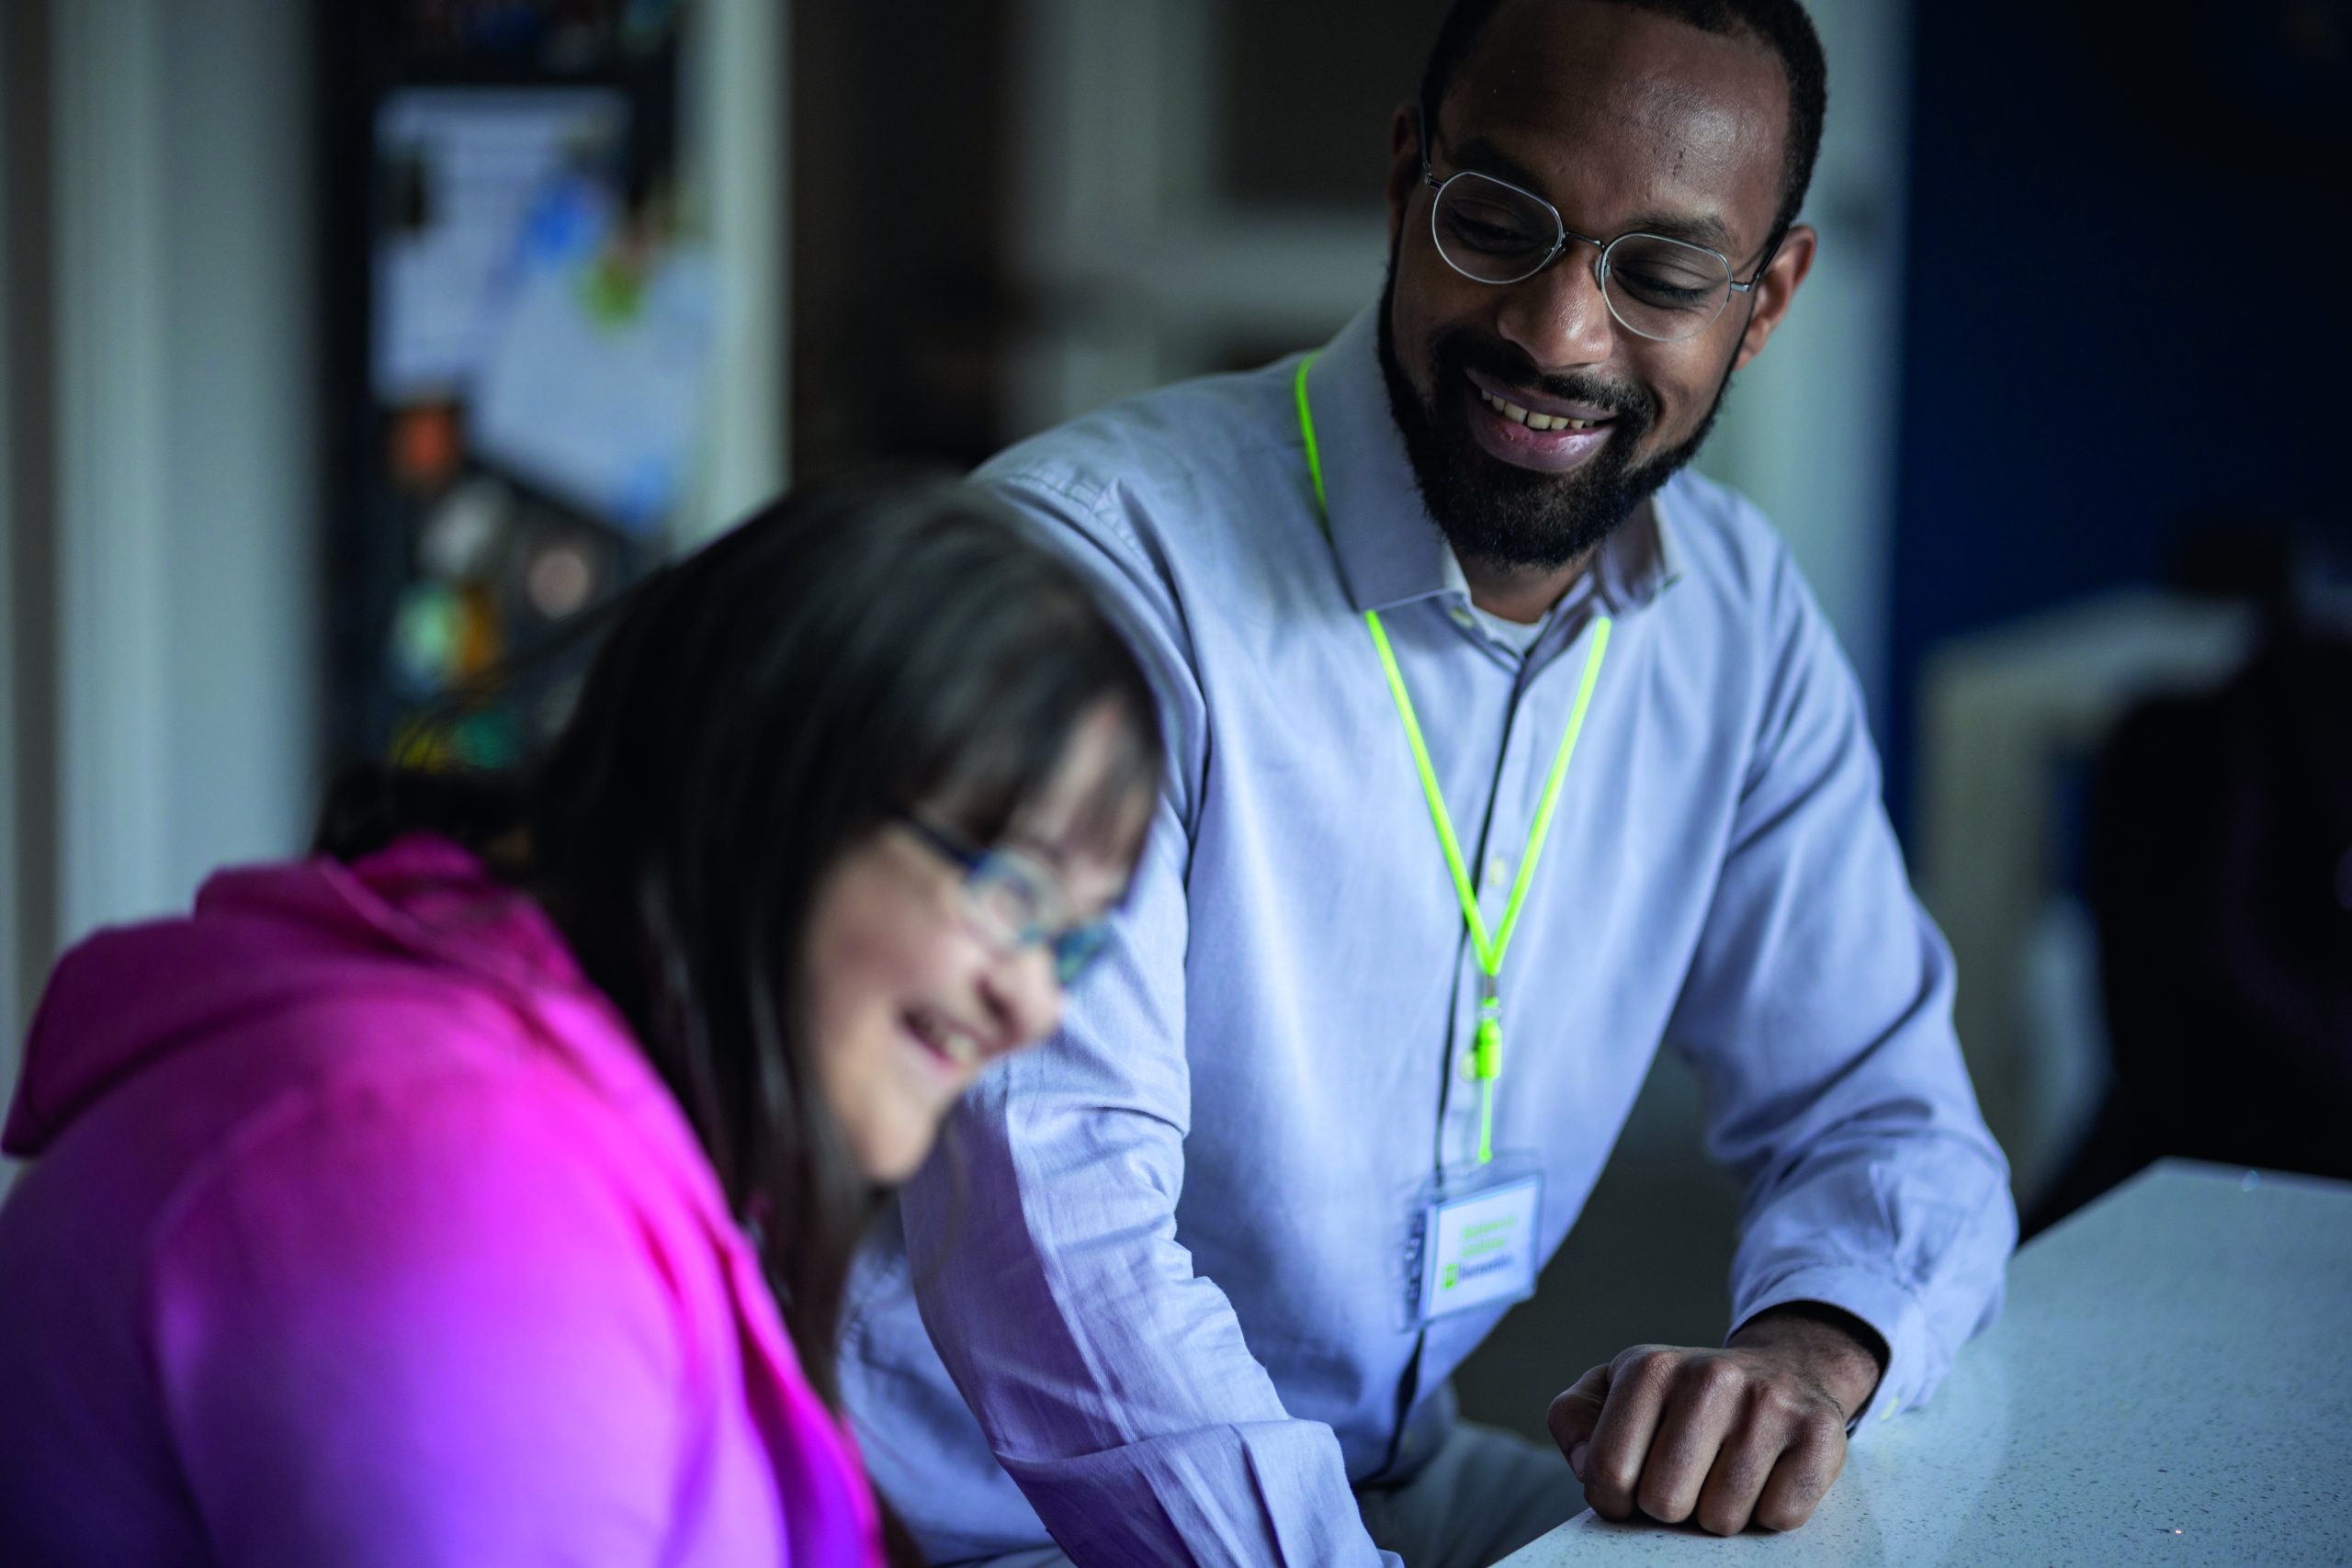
[1492,240,1618,373]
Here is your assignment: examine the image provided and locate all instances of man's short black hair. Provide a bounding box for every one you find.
[1417,0,1828,265]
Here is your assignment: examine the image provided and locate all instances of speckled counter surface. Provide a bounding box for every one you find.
[1498,1160,2352,1567]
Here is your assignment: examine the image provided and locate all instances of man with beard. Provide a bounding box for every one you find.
[839,4,2014,1564]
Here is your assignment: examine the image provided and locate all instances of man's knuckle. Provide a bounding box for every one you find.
[1698,1500,1747,1537]
[1588,1475,1637,1518]
[1596,1453,1645,1498]
[1545,1392,1595,1442]
[1691,1357,1744,1400]
[1627,1348,1679,1387]
[1637,1478,1692,1523]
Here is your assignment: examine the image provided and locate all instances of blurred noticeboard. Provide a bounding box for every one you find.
[326,2,705,771]
[469,183,714,535]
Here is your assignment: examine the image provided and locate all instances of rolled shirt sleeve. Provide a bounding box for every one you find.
[1665,540,2017,1429]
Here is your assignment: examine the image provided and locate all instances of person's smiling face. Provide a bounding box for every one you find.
[1380,0,1815,581]
[799,701,1151,1184]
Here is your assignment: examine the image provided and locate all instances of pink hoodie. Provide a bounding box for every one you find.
[0,836,888,1566]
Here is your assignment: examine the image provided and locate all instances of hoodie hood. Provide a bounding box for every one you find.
[0,839,888,1567]
[4,836,596,1158]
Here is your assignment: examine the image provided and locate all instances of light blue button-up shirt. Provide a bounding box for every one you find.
[840,308,2016,1566]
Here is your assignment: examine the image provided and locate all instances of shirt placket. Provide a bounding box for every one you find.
[1437,598,1607,1168]
[1434,692,1524,1170]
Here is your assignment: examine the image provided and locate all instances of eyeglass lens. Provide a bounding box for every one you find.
[1431,172,1733,342]
[964,853,1055,949]
[958,850,1110,983]
[1046,923,1111,985]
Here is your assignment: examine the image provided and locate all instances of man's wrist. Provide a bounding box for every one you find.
[1728,1301,1887,1422]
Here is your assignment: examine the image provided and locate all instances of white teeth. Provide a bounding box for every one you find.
[912,1010,981,1066]
[1478,389,1600,433]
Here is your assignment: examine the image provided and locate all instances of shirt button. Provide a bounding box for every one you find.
[1485,855,1511,888]
[1449,604,1474,627]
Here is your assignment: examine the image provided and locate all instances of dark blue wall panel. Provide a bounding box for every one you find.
[1886,0,2350,836]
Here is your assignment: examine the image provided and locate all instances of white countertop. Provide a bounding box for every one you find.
[1498,1160,2352,1567]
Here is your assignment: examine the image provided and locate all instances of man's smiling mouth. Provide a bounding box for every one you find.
[1458,369,1623,474]
[1461,367,1623,434]
[1476,388,1608,432]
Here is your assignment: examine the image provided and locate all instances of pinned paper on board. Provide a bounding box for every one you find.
[467,178,717,535]
[373,88,630,400]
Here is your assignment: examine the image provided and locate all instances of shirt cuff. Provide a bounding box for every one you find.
[1728,1265,1931,1436]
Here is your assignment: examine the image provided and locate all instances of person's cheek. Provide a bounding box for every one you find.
[1392,265,1447,394]
[884,928,969,1169]
[820,912,913,1177]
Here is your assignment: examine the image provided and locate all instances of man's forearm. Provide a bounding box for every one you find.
[1729,1301,1887,1423]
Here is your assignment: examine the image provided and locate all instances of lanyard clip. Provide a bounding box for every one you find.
[1472,973,1502,1083]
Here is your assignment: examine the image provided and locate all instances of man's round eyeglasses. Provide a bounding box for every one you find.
[899,814,1114,986]
[1417,113,1775,345]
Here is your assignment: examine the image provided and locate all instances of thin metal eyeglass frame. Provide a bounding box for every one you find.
[1414,112,1774,344]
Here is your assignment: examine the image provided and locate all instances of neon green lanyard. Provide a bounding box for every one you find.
[1295,356,1612,1164]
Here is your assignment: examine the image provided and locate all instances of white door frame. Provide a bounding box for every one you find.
[683,0,793,545]
[51,0,175,943]
[2,0,26,1057]
[21,0,322,961]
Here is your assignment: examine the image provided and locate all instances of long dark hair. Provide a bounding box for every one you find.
[314,481,1164,1400]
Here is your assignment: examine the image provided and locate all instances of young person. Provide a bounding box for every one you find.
[0,482,1164,1566]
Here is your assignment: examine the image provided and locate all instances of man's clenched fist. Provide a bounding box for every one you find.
[1546,1303,1885,1536]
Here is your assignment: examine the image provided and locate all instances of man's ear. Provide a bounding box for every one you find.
[1386,103,1423,248]
[1730,222,1815,373]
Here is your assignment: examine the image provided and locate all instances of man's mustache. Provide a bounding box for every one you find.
[1430,331,1657,433]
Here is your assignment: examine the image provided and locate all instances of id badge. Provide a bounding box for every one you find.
[1403,1157,1544,1326]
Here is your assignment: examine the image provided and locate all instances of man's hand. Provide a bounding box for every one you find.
[1545,1303,1885,1536]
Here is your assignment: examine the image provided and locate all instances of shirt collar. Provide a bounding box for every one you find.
[1302,303,1683,618]
[1600,492,1683,613]
[1303,306,1454,614]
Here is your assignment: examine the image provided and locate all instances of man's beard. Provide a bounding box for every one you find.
[1376,250,1735,575]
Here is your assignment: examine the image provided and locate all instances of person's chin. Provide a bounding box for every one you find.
[837,1052,948,1184]
[850,1112,941,1186]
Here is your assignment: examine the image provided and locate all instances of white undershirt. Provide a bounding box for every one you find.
[1464,598,1552,656]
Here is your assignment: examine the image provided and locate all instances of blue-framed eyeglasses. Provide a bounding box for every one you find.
[899,814,1115,986]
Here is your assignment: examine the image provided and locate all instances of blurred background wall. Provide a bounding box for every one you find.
[5,0,321,1112]
[3,0,2344,1438]
[1,0,791,1182]
[1895,0,2351,1213]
